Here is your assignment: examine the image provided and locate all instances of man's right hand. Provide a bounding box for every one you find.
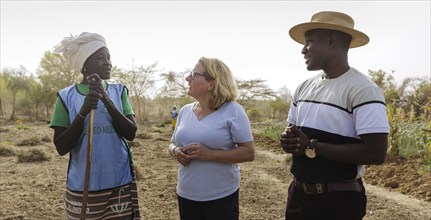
[280,125,311,157]
[280,126,299,154]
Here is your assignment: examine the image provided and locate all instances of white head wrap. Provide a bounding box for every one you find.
[53,32,107,73]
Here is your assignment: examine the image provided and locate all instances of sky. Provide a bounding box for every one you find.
[1,0,430,93]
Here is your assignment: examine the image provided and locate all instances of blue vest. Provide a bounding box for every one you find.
[58,84,132,191]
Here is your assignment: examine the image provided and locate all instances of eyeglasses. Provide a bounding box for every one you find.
[190,71,206,80]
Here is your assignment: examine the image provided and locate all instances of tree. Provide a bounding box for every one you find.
[2,66,31,120]
[369,70,430,117]
[269,86,292,121]
[37,51,80,91]
[403,77,431,117]
[0,74,8,118]
[368,69,401,104]
[36,51,81,119]
[236,79,276,108]
[158,70,190,98]
[277,85,292,103]
[111,62,158,120]
[26,78,47,120]
[154,70,193,121]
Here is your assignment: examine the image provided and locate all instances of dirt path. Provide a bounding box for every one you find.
[240,148,431,220]
[0,123,430,219]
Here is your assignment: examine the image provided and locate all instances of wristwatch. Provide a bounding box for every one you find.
[305,139,318,159]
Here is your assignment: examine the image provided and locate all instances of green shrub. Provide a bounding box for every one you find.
[253,120,287,141]
[247,107,262,121]
[396,120,430,158]
[387,103,431,170]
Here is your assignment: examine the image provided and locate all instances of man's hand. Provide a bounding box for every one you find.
[280,125,311,156]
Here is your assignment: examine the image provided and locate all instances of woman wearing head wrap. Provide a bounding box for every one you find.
[50,32,141,219]
[168,57,255,220]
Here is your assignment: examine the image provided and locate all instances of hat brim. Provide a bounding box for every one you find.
[289,22,369,48]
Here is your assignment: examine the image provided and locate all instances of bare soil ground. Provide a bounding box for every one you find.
[0,121,430,220]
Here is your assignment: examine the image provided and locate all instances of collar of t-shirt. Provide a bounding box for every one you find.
[76,80,108,94]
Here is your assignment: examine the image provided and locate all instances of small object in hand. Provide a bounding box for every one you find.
[305,139,318,158]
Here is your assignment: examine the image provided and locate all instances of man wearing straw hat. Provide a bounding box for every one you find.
[50,32,141,219]
[280,11,389,219]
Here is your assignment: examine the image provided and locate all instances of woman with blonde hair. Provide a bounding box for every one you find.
[168,57,255,220]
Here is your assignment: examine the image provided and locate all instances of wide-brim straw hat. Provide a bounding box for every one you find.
[289,11,369,48]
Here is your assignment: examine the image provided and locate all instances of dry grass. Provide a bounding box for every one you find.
[41,135,51,142]
[17,148,50,163]
[136,132,153,139]
[129,141,141,148]
[16,137,42,147]
[0,145,15,157]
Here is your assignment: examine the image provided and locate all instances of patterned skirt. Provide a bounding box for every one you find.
[64,167,141,219]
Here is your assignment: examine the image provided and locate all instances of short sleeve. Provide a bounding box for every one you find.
[121,87,135,116]
[50,97,70,128]
[229,104,253,143]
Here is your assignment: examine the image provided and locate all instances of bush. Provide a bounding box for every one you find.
[387,103,430,171]
[247,107,262,121]
[396,121,430,158]
[255,120,287,141]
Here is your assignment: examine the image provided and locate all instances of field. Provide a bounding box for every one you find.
[0,121,430,220]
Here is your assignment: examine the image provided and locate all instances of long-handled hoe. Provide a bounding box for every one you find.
[80,108,95,219]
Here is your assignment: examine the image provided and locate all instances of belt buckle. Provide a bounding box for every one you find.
[316,183,324,194]
[303,183,324,194]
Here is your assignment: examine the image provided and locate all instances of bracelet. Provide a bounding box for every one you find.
[78,112,86,119]
[172,146,179,158]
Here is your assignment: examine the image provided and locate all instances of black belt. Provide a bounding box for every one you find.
[294,178,363,194]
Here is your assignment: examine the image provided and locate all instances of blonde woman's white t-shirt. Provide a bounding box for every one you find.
[171,101,253,201]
